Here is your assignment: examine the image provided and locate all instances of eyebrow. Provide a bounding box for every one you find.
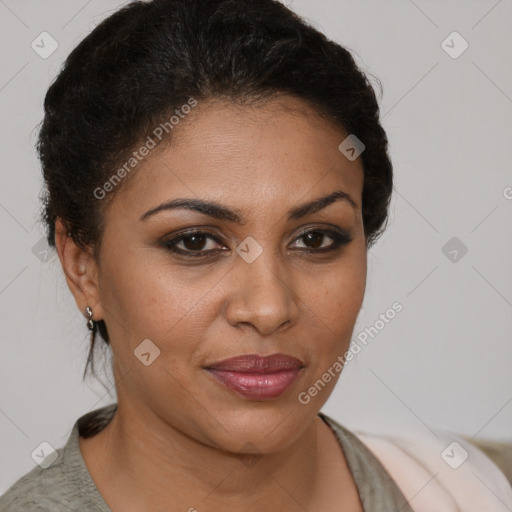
[139,189,358,223]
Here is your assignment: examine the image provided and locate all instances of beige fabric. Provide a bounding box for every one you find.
[356,426,512,512]
[464,437,512,487]
[319,413,415,510]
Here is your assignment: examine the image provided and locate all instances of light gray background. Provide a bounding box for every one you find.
[1,0,511,494]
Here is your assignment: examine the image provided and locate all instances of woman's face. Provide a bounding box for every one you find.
[86,95,366,453]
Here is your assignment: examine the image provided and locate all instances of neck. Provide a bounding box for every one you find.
[81,399,333,511]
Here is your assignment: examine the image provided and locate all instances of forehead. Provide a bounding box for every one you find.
[109,95,364,221]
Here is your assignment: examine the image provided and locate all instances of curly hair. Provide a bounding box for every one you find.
[37,0,393,380]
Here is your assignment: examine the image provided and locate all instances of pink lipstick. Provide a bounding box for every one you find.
[204,353,304,400]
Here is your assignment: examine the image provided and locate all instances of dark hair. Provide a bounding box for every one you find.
[38,0,393,381]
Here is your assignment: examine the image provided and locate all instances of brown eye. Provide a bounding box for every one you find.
[163,228,352,260]
[302,231,324,249]
[163,231,226,257]
[291,229,352,252]
[181,233,208,251]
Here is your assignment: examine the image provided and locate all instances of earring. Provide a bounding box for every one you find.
[85,306,95,331]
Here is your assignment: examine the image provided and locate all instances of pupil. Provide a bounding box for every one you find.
[305,232,322,248]
[184,234,206,251]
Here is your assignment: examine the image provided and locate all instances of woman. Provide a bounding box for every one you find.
[1,0,510,510]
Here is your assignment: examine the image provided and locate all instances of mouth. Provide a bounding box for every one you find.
[203,353,305,401]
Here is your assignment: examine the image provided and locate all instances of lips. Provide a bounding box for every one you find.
[205,353,304,372]
[204,353,304,400]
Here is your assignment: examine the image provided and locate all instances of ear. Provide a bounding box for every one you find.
[54,218,104,323]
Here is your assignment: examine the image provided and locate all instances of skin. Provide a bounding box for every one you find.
[55,95,367,511]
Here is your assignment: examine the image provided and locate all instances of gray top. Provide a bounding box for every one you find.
[0,404,413,511]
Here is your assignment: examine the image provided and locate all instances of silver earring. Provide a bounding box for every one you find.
[85,306,95,331]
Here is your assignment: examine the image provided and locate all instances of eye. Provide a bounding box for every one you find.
[162,231,226,257]
[291,228,352,252]
[162,227,352,259]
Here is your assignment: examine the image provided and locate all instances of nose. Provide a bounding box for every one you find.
[225,250,300,336]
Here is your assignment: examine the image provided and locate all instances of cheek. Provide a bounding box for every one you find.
[307,254,366,314]
[300,260,366,359]
[100,258,218,398]
[105,250,218,326]
[99,250,227,361]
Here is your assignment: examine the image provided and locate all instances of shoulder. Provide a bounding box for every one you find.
[0,449,68,511]
[354,426,512,512]
[0,403,117,512]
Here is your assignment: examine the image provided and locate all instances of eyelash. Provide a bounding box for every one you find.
[161,228,352,259]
